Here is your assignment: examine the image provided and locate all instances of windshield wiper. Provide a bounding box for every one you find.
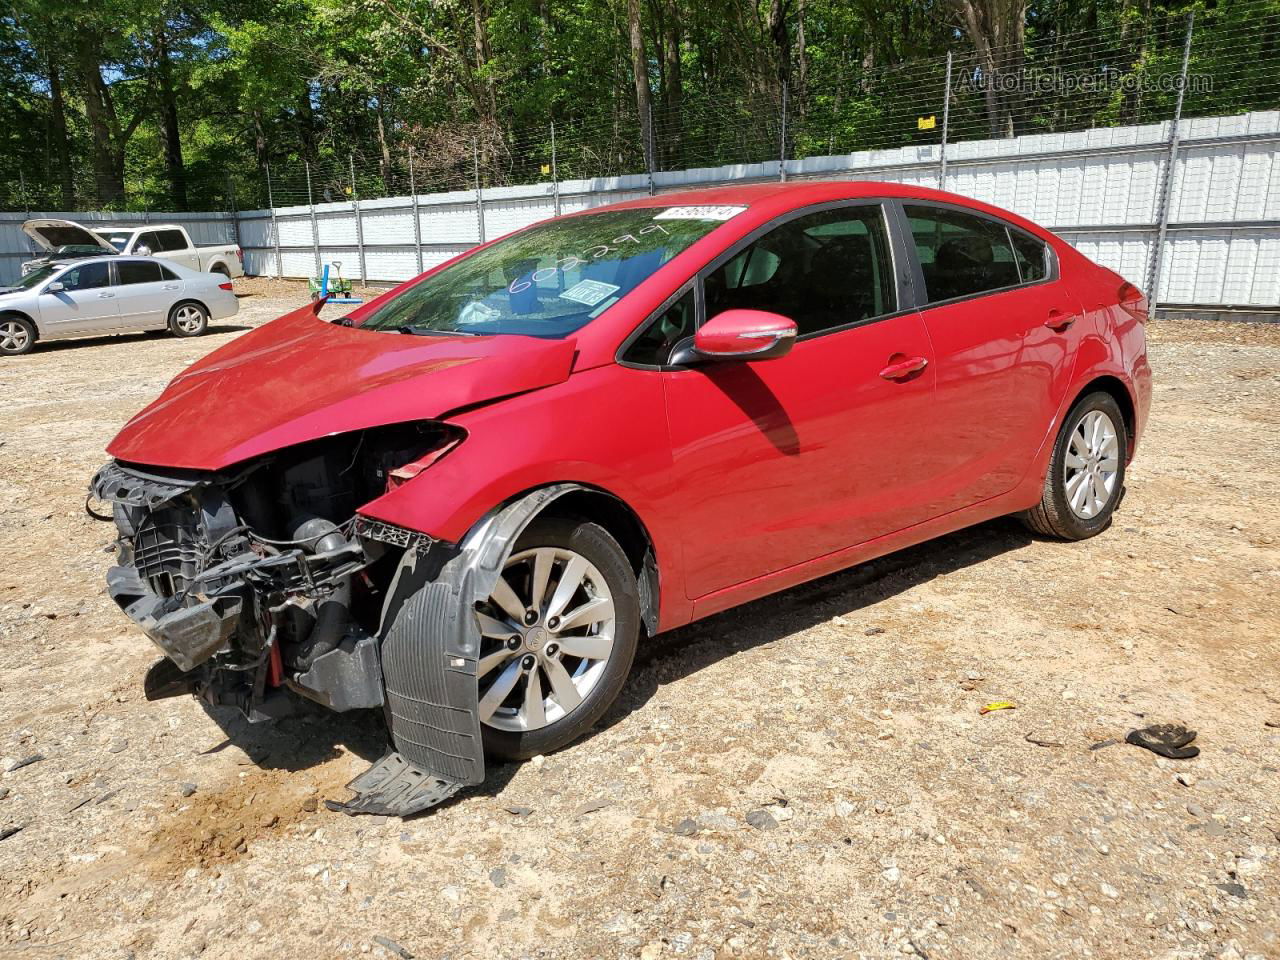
[393,324,476,337]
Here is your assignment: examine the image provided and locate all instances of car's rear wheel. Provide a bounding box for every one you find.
[0,316,35,356]
[475,517,639,761]
[1022,391,1127,540]
[168,302,209,338]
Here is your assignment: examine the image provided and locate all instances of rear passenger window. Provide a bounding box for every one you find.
[1011,230,1049,283]
[117,261,164,284]
[704,205,896,337]
[156,229,188,252]
[160,265,179,280]
[905,205,1021,304]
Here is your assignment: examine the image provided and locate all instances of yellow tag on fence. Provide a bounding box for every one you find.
[918,115,937,130]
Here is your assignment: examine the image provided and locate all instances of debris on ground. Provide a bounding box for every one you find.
[979,700,1017,714]
[2,754,45,773]
[372,934,414,958]
[1024,733,1064,747]
[1125,723,1200,759]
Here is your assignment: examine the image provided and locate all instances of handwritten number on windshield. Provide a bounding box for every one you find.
[508,223,669,295]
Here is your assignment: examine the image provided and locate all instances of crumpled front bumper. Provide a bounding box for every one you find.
[105,564,243,672]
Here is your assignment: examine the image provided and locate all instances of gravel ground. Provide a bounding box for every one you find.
[0,278,1277,960]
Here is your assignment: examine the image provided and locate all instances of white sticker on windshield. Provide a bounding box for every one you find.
[560,279,620,307]
[653,205,747,221]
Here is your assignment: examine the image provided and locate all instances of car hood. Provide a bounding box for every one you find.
[107,301,579,470]
[22,218,118,254]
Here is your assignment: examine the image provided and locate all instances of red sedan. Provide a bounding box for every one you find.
[91,182,1151,814]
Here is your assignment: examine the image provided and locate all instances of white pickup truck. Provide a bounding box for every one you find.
[21,219,244,279]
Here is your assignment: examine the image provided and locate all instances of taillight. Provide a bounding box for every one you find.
[235,246,243,261]
[1117,281,1148,323]
[218,282,234,291]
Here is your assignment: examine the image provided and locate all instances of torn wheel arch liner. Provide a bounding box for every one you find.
[369,482,609,812]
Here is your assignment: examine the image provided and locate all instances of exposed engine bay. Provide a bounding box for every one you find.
[90,423,598,816]
[91,422,453,716]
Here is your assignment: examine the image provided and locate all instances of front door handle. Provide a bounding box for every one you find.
[97,292,115,299]
[1044,309,1075,332]
[879,355,929,380]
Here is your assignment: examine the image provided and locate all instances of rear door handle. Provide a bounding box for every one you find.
[163,284,180,291]
[879,356,929,380]
[1044,309,1075,332]
[97,292,115,299]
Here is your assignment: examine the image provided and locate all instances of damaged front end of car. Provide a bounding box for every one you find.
[89,420,509,815]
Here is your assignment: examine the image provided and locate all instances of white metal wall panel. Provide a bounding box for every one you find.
[1064,231,1153,288]
[419,203,482,245]
[3,111,1278,302]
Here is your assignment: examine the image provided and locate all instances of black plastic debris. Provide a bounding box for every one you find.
[1126,723,1199,759]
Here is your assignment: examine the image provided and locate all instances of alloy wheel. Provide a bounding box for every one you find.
[474,546,616,732]
[1064,409,1121,519]
[0,320,30,354]
[174,306,204,333]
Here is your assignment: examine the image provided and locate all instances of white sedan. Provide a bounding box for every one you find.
[0,256,239,356]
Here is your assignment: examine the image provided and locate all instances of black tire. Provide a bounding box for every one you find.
[481,517,640,761]
[0,315,36,356]
[1021,390,1128,540]
[167,301,209,338]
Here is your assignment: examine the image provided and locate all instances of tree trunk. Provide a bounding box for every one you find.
[660,0,681,166]
[796,0,808,114]
[471,0,498,133]
[951,0,1025,138]
[76,38,127,206]
[626,0,653,170]
[376,95,393,194]
[297,86,317,163]
[155,26,188,210]
[768,0,791,156]
[47,52,75,208]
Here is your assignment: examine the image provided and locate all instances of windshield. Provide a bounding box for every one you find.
[9,264,62,291]
[94,231,131,252]
[357,206,742,338]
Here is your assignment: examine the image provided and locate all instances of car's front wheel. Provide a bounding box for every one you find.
[475,517,639,761]
[168,302,209,338]
[1022,390,1128,540]
[0,316,35,356]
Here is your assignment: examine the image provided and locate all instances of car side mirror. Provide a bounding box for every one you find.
[46,281,65,293]
[134,245,152,257]
[678,309,798,364]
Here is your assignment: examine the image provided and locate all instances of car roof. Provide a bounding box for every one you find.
[594,179,1054,240]
[48,255,168,268]
[93,224,182,231]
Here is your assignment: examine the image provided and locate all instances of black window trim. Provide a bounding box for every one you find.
[891,198,1059,313]
[157,228,188,253]
[114,258,165,286]
[617,197,920,371]
[63,259,113,291]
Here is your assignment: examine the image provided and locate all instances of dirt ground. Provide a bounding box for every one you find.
[0,277,1277,960]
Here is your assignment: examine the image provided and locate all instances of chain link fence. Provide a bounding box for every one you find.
[5,5,1278,217]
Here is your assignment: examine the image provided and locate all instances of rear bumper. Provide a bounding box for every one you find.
[207,291,240,321]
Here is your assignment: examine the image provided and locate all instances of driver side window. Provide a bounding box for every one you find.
[703,204,896,337]
[59,262,111,291]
